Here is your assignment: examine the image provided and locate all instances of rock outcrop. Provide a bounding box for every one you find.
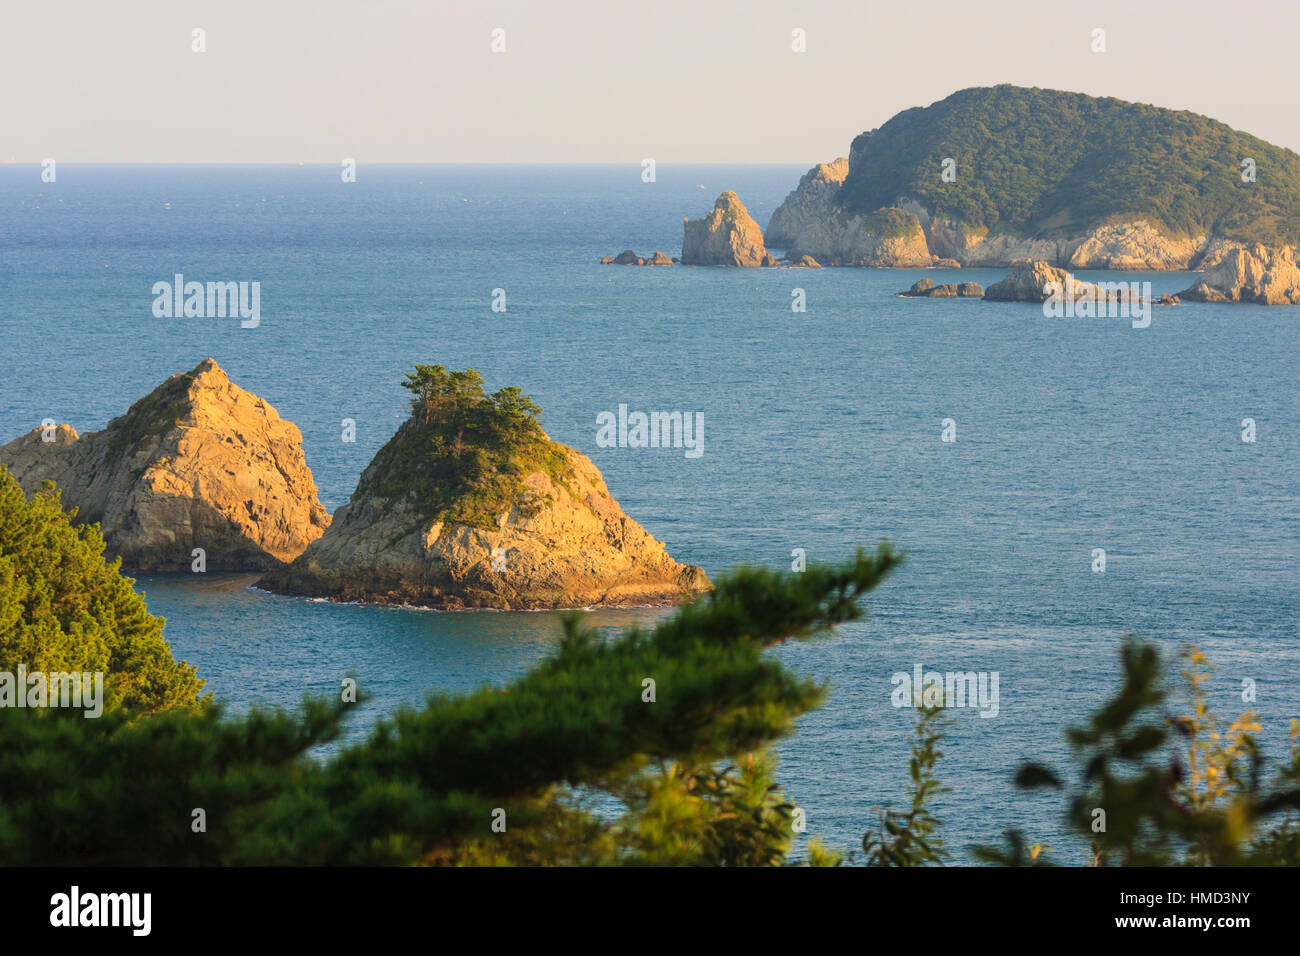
[899,278,983,298]
[601,249,674,266]
[1065,221,1205,271]
[259,374,711,610]
[983,260,1150,306]
[765,158,849,248]
[765,183,935,267]
[0,359,330,571]
[983,261,1104,303]
[681,191,769,266]
[1177,245,1300,304]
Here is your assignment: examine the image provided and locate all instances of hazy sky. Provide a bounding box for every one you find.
[5,0,1299,163]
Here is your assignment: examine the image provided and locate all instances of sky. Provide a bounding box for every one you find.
[5,0,1300,164]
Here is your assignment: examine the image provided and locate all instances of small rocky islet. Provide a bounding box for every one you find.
[259,366,710,610]
[0,360,709,609]
[0,358,329,572]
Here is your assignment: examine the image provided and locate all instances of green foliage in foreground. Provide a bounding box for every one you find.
[0,545,901,865]
[354,365,572,530]
[835,85,1300,244]
[861,705,950,866]
[972,641,1300,866]
[0,467,204,713]
[871,641,1300,867]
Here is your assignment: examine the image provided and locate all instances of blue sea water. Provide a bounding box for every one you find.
[1,164,1297,864]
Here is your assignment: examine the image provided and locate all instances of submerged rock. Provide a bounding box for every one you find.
[259,368,711,609]
[681,191,769,267]
[899,278,983,298]
[602,249,674,266]
[0,359,329,571]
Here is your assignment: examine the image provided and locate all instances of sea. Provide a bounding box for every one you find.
[1,163,1297,864]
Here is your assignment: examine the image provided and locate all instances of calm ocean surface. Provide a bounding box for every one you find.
[2,164,1297,863]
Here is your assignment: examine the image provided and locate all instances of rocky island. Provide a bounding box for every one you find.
[0,358,329,571]
[759,85,1300,295]
[258,365,710,609]
[680,191,774,267]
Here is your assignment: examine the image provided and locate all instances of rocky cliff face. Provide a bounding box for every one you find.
[259,390,710,610]
[1178,245,1300,304]
[768,166,1250,271]
[1065,221,1205,270]
[766,165,933,266]
[768,147,1278,274]
[681,191,769,266]
[0,359,330,572]
[765,158,849,248]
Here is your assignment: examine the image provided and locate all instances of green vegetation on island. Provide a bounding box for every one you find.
[355,365,573,529]
[835,85,1300,245]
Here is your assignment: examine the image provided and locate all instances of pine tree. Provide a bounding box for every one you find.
[0,540,902,865]
[0,466,204,714]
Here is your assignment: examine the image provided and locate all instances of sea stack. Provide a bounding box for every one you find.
[258,365,711,609]
[681,191,769,266]
[0,358,330,571]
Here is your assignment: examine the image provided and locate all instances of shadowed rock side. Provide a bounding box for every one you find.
[0,358,330,571]
[681,191,770,266]
[259,384,710,610]
[764,158,849,248]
